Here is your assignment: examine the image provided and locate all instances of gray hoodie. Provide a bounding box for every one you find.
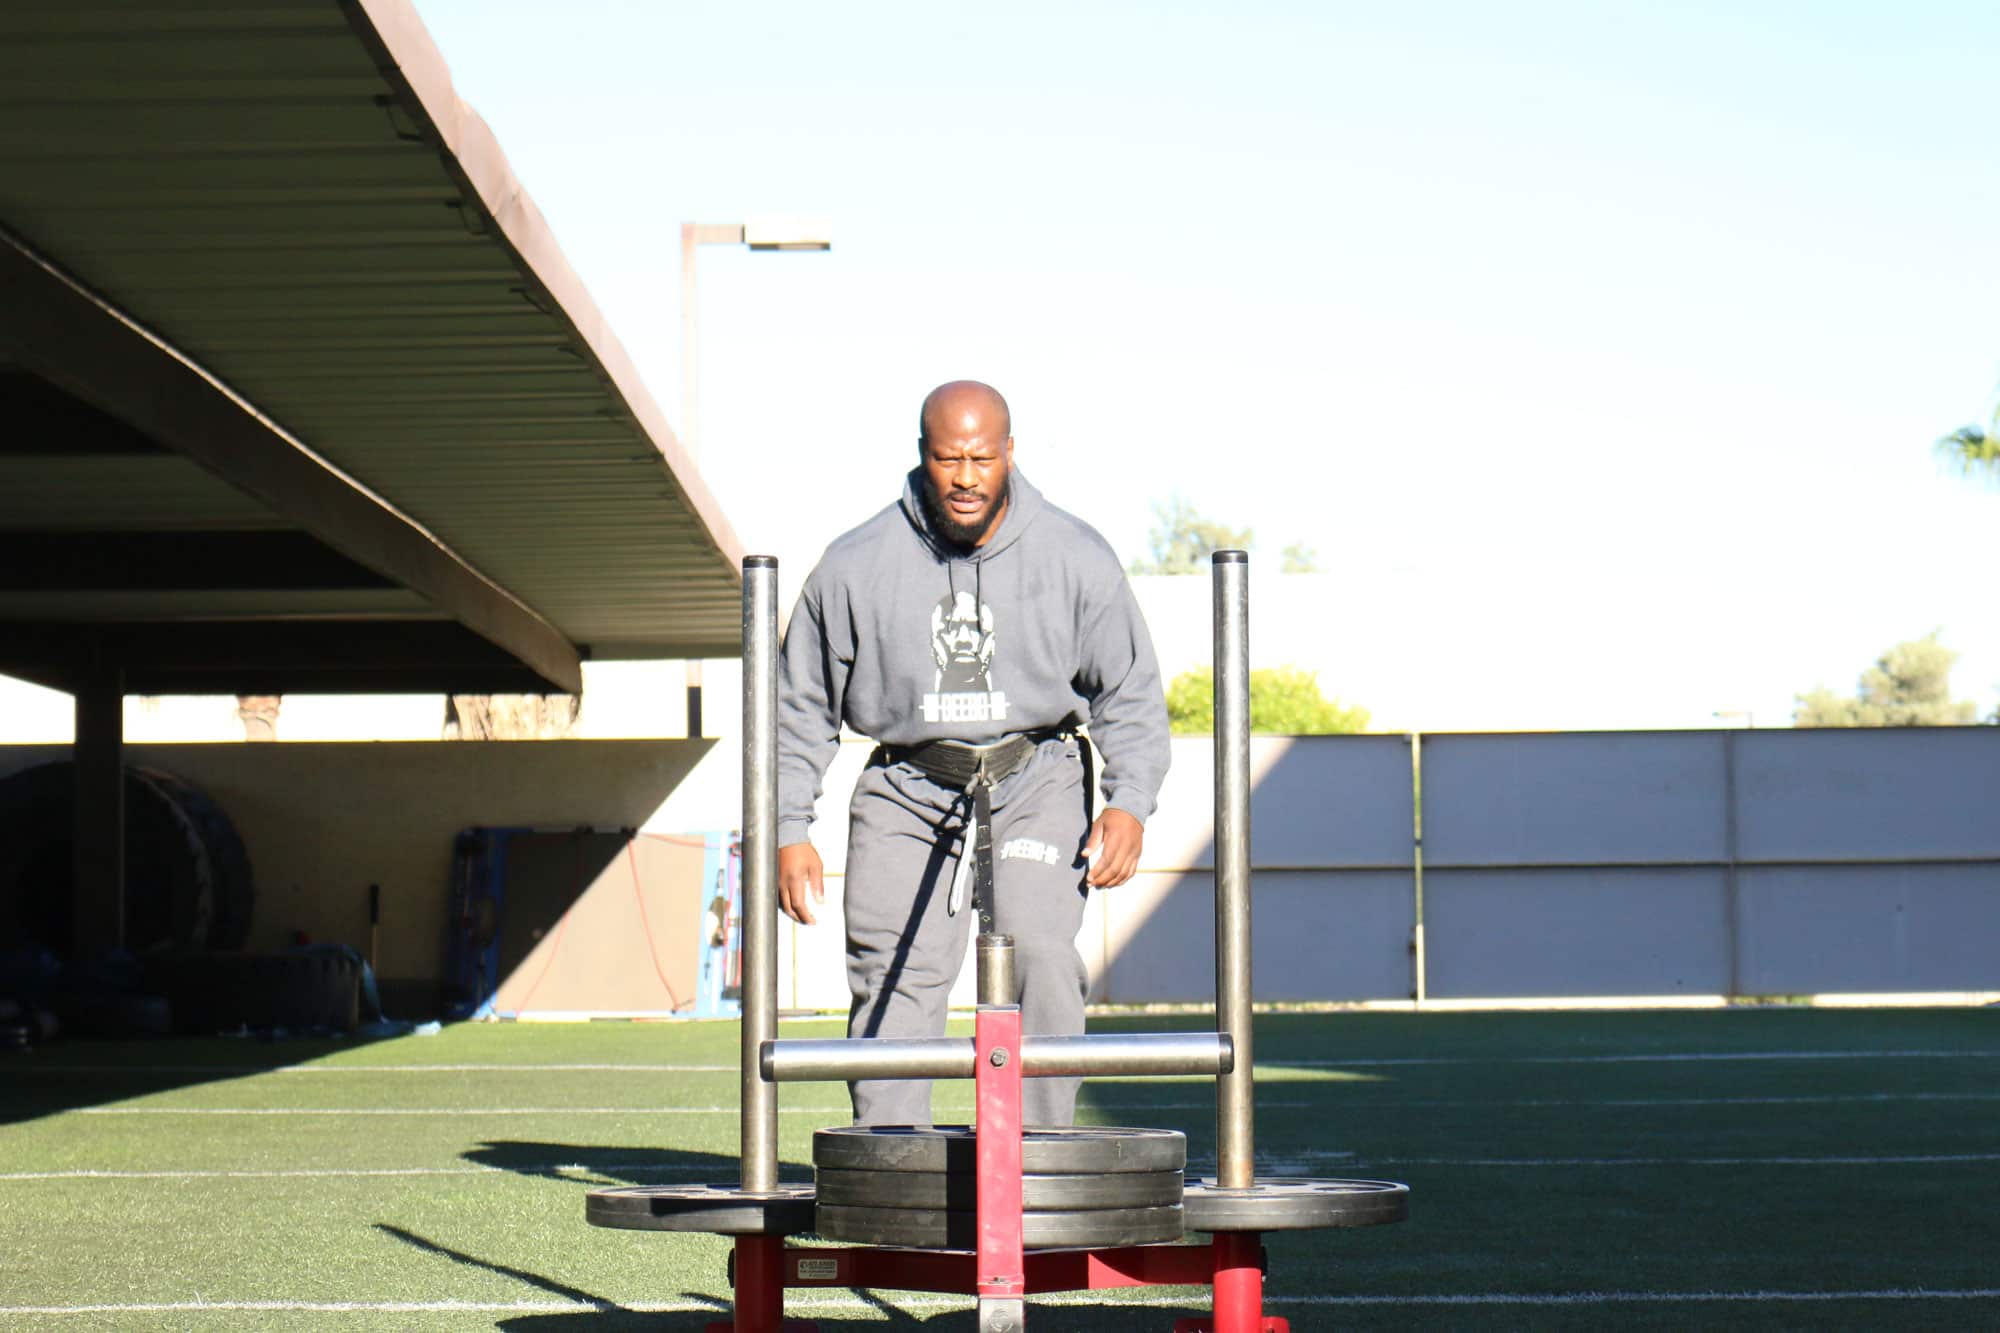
[776,467,1170,847]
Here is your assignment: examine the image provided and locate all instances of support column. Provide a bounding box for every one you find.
[1208,1232,1283,1333]
[71,668,125,956]
[729,1236,785,1333]
[740,557,779,1193]
[1211,551,1254,1189]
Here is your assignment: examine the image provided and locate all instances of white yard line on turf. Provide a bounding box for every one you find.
[1269,1290,2000,1307]
[0,1164,737,1181]
[12,1151,1997,1184]
[1270,1092,2000,1108]
[21,1064,739,1075]
[72,1105,848,1116]
[24,1049,2000,1077]
[1368,1153,2000,1167]
[4,1289,1998,1316]
[1288,1049,2000,1067]
[70,1101,1270,1116]
[280,1063,742,1072]
[61,1090,1994,1116]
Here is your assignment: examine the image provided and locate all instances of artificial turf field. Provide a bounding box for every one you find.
[3,1006,1997,1330]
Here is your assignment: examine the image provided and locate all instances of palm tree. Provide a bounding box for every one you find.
[1935,402,2000,724]
[1937,413,2000,482]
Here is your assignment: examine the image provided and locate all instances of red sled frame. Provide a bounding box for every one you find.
[710,1003,1285,1333]
[680,551,1402,1332]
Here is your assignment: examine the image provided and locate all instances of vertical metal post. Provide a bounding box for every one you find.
[1410,731,1426,1007]
[680,221,702,466]
[1721,728,1742,1002]
[686,660,705,739]
[730,1235,784,1332]
[740,555,779,1195]
[71,666,125,957]
[1211,550,1254,1190]
[977,933,1017,1007]
[1207,1231,1270,1333]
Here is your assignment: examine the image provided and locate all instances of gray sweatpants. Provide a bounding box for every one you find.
[843,736,1092,1127]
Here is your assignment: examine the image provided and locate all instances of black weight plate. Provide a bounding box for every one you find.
[1182,1178,1408,1232]
[815,1167,1182,1211]
[813,1125,1184,1175]
[585,1183,818,1235]
[816,1202,1185,1250]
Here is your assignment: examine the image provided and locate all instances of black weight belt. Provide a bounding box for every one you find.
[877,727,1090,929]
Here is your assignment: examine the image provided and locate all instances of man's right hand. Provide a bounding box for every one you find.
[778,842,825,925]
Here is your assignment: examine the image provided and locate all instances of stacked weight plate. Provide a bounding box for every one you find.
[814,1125,1186,1250]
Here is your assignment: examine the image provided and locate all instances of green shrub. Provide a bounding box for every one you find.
[1165,666,1369,736]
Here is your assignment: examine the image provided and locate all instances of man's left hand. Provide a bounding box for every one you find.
[1083,808,1143,888]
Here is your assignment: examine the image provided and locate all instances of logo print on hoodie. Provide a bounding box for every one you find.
[923,589,1008,724]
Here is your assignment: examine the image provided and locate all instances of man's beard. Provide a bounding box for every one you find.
[923,471,1011,548]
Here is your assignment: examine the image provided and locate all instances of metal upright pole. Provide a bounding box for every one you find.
[1211,550,1255,1190]
[679,222,701,466]
[976,933,1017,1007]
[740,555,779,1195]
[71,662,126,956]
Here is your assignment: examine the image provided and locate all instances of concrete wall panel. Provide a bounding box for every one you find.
[1738,864,2000,994]
[1146,736,1415,870]
[1425,866,1728,997]
[776,871,1116,1013]
[1098,868,1413,1004]
[1738,728,2000,863]
[489,832,706,1015]
[1423,732,1726,867]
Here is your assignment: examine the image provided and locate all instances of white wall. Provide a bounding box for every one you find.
[0,739,713,989]
[775,735,1418,1010]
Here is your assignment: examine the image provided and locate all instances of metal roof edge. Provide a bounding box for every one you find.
[0,224,584,696]
[343,0,752,585]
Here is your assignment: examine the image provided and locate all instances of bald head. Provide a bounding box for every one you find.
[920,380,1011,446]
[916,380,1014,548]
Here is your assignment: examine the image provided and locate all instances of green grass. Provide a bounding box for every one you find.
[3,1007,1998,1329]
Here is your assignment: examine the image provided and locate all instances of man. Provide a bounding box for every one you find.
[776,380,1170,1128]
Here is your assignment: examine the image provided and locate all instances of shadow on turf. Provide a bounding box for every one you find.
[0,1032,402,1128]
[463,1139,753,1183]
[452,1146,998,1329]
[386,1216,967,1330]
[378,1223,633,1310]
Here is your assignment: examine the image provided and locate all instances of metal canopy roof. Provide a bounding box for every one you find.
[0,0,747,696]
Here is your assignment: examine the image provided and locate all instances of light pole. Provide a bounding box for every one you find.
[679,219,831,466]
[679,219,830,736]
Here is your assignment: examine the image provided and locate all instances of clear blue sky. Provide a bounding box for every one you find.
[412,0,2000,731]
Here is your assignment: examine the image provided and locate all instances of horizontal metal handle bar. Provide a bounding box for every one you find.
[766,1037,969,1083]
[819,862,1417,876]
[762,1031,1234,1084]
[1423,856,2000,871]
[1023,1033,1234,1078]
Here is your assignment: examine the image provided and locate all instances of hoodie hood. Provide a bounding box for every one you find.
[899,466,1044,562]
